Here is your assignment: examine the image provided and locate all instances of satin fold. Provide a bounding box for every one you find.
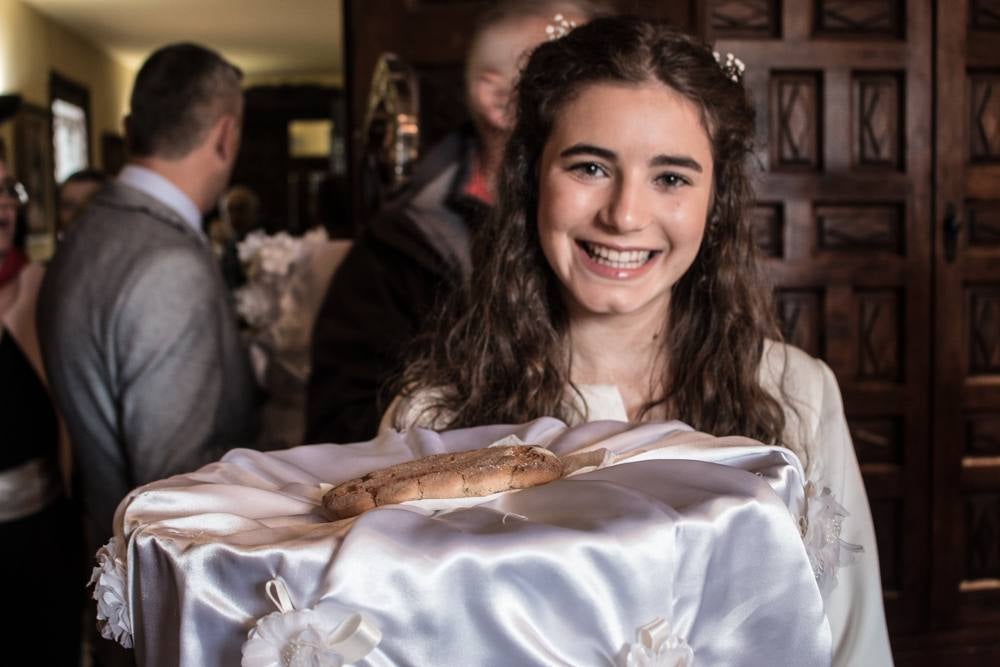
[113,418,831,666]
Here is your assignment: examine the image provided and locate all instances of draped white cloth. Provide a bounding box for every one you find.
[380,342,894,667]
[110,419,832,666]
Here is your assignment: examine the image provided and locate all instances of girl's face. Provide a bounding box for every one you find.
[536,81,714,323]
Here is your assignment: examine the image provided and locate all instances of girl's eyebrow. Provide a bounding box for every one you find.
[559,143,615,160]
[559,143,703,173]
[650,154,703,172]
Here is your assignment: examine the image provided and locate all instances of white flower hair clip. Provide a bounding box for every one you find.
[545,13,576,41]
[712,51,746,83]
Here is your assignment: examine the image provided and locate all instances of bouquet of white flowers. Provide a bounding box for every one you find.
[234,227,350,449]
[235,227,330,382]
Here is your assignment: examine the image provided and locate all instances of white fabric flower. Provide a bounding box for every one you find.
[243,609,347,667]
[242,577,381,667]
[624,618,693,667]
[89,537,133,648]
[801,482,864,596]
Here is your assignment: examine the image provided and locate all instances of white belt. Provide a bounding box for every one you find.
[0,457,63,522]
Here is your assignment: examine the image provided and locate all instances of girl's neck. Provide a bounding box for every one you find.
[568,303,669,420]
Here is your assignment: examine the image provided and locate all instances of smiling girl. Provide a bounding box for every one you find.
[383,16,893,665]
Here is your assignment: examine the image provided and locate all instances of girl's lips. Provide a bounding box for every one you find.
[575,240,661,280]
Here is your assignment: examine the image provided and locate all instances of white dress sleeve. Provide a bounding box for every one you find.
[814,359,894,666]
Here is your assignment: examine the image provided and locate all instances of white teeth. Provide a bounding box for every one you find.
[583,242,653,269]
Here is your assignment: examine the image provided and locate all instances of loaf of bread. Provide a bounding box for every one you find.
[322,445,566,520]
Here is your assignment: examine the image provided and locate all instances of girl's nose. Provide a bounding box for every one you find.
[601,175,649,234]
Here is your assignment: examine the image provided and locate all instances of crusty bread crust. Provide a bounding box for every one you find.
[322,445,563,520]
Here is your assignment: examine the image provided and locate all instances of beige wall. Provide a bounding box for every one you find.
[0,0,134,172]
[0,0,134,258]
[243,69,342,89]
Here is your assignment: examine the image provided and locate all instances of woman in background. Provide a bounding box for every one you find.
[0,176,83,663]
[386,16,893,665]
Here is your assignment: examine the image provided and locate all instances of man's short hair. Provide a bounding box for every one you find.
[126,42,243,159]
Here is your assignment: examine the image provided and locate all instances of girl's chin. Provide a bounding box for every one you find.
[566,292,668,319]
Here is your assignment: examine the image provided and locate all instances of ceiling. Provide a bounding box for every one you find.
[22,0,344,77]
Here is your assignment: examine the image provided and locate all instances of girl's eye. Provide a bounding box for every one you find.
[656,172,689,188]
[569,162,607,179]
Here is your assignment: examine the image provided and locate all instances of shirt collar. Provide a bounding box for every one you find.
[117,164,204,238]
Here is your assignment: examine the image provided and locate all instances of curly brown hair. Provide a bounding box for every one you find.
[397,16,788,445]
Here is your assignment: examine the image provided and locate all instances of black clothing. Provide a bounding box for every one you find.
[0,327,58,468]
[306,128,489,444]
[0,331,84,665]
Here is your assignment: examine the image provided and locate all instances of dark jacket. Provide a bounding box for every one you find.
[306,129,489,444]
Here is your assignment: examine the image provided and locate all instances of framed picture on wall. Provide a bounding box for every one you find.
[14,103,55,236]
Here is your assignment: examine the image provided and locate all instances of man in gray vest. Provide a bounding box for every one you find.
[38,43,258,561]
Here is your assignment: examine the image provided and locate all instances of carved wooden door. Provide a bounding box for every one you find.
[932,0,1000,656]
[704,0,933,638]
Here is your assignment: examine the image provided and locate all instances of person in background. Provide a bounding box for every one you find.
[385,17,893,666]
[57,167,108,242]
[38,42,259,573]
[0,176,84,664]
[221,183,262,239]
[210,184,262,290]
[306,0,605,445]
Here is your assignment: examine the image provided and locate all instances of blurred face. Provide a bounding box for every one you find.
[58,179,103,232]
[536,81,714,322]
[0,193,16,257]
[468,12,587,133]
[224,192,257,237]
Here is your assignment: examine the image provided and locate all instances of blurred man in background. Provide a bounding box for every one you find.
[39,42,258,570]
[307,0,604,444]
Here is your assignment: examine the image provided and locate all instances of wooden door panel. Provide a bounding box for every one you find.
[935,0,1000,634]
[708,0,932,634]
